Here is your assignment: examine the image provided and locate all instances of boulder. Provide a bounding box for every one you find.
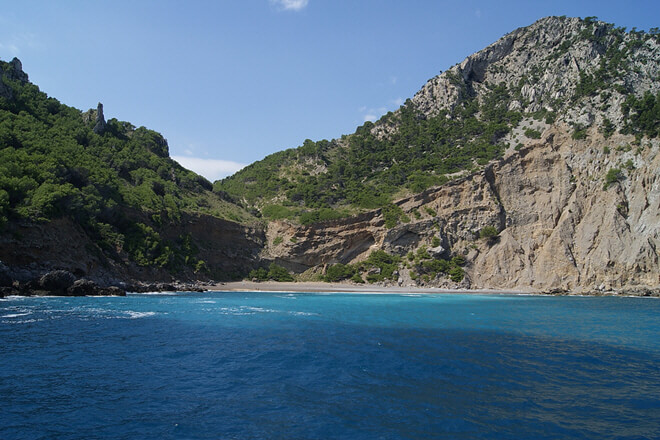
[67,279,98,296]
[39,270,76,292]
[96,286,126,296]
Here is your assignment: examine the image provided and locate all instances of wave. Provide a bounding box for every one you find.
[127,291,179,296]
[122,311,157,319]
[1,318,42,324]
[1,312,32,318]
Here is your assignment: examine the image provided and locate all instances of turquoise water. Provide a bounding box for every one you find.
[1,292,659,439]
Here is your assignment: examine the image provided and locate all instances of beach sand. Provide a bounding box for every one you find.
[205,281,535,295]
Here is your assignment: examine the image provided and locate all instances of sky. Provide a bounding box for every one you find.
[1,0,659,181]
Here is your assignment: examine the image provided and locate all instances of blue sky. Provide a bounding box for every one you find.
[1,0,659,180]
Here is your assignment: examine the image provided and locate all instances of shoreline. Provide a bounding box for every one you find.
[205,281,540,295]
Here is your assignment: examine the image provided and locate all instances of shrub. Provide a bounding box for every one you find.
[572,125,588,140]
[267,263,294,282]
[603,168,624,189]
[350,273,365,284]
[524,128,542,139]
[261,204,295,220]
[479,226,499,239]
[324,263,356,282]
[448,266,465,282]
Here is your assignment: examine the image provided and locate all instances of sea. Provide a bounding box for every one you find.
[1,291,659,440]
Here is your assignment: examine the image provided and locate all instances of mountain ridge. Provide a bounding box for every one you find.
[222,15,660,293]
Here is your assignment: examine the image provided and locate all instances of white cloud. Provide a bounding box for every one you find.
[0,32,40,58]
[270,0,309,11]
[361,106,389,123]
[391,97,405,107]
[0,42,20,56]
[172,156,247,181]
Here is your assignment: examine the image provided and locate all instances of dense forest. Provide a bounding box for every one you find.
[0,58,254,273]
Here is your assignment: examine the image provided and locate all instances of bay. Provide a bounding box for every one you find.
[1,292,659,439]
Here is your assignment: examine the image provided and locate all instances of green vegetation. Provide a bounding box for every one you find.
[248,263,294,282]
[323,247,466,285]
[479,226,499,239]
[0,58,253,272]
[603,168,624,189]
[218,81,523,218]
[572,125,588,140]
[601,118,615,138]
[407,246,465,283]
[381,203,409,228]
[321,250,402,284]
[621,91,660,138]
[524,128,542,139]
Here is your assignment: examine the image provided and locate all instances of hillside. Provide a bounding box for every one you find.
[1,16,659,295]
[0,58,262,288]
[218,16,660,223]
[224,16,660,294]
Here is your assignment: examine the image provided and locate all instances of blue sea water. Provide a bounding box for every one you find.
[1,292,659,440]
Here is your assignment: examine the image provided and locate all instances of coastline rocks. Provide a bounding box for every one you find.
[67,279,98,296]
[0,261,12,287]
[3,270,128,297]
[123,281,206,293]
[39,270,76,292]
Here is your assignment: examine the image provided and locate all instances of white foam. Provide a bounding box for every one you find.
[127,291,179,295]
[123,311,157,319]
[288,311,318,316]
[242,306,279,313]
[1,312,32,318]
[1,318,41,324]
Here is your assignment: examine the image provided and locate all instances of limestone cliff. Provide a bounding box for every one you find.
[258,17,660,294]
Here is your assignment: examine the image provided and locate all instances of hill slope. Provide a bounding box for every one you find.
[218,16,660,223]
[0,58,262,287]
[225,16,660,294]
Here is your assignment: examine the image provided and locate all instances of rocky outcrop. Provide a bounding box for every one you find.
[0,57,28,99]
[411,16,660,125]
[93,102,107,134]
[259,16,660,294]
[39,270,76,292]
[0,210,264,290]
[266,124,660,294]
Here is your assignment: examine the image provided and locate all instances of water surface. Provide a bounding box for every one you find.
[1,292,659,439]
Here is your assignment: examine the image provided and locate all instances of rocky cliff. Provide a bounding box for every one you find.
[2,17,659,295]
[256,17,660,294]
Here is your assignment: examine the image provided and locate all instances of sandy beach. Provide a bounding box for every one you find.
[206,281,535,295]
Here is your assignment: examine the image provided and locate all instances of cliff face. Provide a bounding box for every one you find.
[259,17,660,293]
[265,125,659,293]
[0,211,264,286]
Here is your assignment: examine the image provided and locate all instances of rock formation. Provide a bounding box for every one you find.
[256,17,660,294]
[93,102,107,134]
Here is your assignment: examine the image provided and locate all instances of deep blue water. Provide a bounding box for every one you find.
[1,292,659,440]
